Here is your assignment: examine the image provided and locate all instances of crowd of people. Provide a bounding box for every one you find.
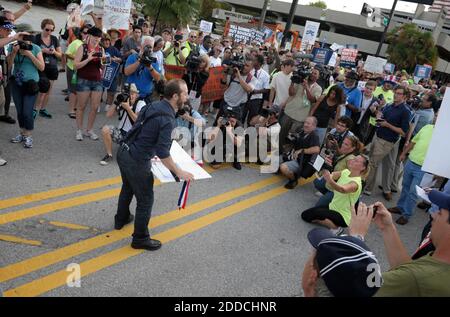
[0,2,448,296]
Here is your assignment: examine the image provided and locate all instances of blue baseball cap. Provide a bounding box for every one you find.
[429,190,450,211]
[308,228,382,297]
[0,17,16,30]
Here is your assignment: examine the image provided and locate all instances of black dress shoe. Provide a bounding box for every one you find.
[284,179,298,189]
[114,214,134,230]
[131,239,162,251]
[232,162,242,170]
[0,115,16,124]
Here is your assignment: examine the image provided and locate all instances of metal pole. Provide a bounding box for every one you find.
[376,0,398,57]
[281,0,299,48]
[259,0,270,30]
[152,0,164,36]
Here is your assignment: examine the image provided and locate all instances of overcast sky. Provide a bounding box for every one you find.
[278,0,431,14]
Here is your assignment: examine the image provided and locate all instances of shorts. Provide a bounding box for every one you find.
[106,126,126,144]
[285,159,301,175]
[77,78,103,92]
[41,66,59,81]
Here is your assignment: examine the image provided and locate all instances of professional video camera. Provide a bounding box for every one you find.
[186,52,202,72]
[291,65,312,84]
[114,83,130,110]
[228,54,245,73]
[140,46,157,67]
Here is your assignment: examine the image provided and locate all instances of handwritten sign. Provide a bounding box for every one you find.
[103,0,132,30]
[364,55,387,74]
[200,20,214,34]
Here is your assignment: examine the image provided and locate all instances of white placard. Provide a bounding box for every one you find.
[301,21,320,51]
[328,52,337,67]
[416,186,431,204]
[330,43,344,52]
[422,88,450,179]
[363,55,387,74]
[358,81,367,91]
[151,141,212,183]
[103,0,132,30]
[80,0,94,15]
[200,20,213,34]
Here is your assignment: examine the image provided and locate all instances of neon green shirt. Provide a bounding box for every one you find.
[409,124,434,166]
[374,86,394,104]
[65,39,83,71]
[329,169,362,226]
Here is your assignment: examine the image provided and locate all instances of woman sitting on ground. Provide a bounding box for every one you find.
[301,155,370,234]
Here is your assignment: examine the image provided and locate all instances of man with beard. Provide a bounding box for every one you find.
[114,79,193,251]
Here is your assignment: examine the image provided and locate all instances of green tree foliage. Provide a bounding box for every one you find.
[308,1,327,9]
[386,23,438,73]
[142,0,201,29]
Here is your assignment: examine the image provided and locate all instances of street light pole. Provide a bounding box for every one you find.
[259,0,270,30]
[376,0,398,57]
[152,0,164,36]
[281,0,299,48]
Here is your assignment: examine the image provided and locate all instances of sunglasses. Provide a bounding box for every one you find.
[190,36,197,38]
[45,28,54,32]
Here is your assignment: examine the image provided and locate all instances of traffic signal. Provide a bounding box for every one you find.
[361,3,374,17]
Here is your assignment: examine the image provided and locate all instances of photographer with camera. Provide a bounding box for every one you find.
[182,54,210,111]
[73,27,105,141]
[7,29,45,149]
[208,107,244,170]
[279,67,322,152]
[100,84,145,165]
[407,94,436,140]
[280,116,321,189]
[174,103,206,150]
[124,36,161,104]
[301,155,369,235]
[214,57,257,126]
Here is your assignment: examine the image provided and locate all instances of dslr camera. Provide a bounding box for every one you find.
[291,65,311,84]
[227,54,245,74]
[114,83,130,110]
[15,34,34,51]
[186,52,202,72]
[220,106,239,127]
[140,46,157,67]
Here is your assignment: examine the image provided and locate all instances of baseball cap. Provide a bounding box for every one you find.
[429,190,450,211]
[0,16,16,30]
[308,228,382,297]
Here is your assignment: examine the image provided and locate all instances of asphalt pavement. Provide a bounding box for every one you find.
[0,1,430,298]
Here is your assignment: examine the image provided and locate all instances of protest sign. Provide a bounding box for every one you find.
[312,48,333,65]
[414,65,432,79]
[80,0,94,16]
[364,55,387,74]
[328,52,338,67]
[199,67,227,103]
[357,81,367,91]
[228,24,265,45]
[300,21,320,51]
[200,20,213,34]
[102,61,120,89]
[384,63,395,74]
[103,0,132,30]
[330,43,344,52]
[340,48,358,68]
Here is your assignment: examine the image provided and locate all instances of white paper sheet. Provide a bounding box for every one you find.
[151,141,211,183]
[312,155,325,172]
[416,186,431,204]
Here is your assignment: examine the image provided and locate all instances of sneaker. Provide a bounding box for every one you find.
[10,134,24,143]
[0,157,6,166]
[330,227,345,236]
[23,136,33,148]
[314,191,324,197]
[32,109,37,120]
[76,130,83,141]
[284,179,298,190]
[100,154,113,166]
[86,130,99,141]
[39,109,52,119]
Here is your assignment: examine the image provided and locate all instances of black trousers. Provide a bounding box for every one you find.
[301,206,348,228]
[242,98,263,126]
[3,82,11,116]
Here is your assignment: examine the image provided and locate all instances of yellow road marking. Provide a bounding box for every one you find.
[0,176,282,283]
[48,222,91,231]
[0,166,215,211]
[3,185,291,297]
[0,234,42,247]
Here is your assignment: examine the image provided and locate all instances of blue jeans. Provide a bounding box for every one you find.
[11,81,37,131]
[397,160,425,219]
[116,146,155,242]
[314,177,334,207]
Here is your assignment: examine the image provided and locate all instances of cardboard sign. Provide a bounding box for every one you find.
[312,48,333,65]
[340,48,358,68]
[200,20,213,34]
[228,24,265,45]
[414,65,432,79]
[301,21,320,51]
[103,0,132,30]
[364,55,387,74]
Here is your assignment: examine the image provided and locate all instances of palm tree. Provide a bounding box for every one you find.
[142,0,201,30]
[386,23,438,73]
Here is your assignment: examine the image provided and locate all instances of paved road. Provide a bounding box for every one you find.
[0,1,430,298]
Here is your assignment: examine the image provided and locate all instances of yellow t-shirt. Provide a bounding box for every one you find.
[65,39,83,71]
[409,124,434,166]
[374,86,394,104]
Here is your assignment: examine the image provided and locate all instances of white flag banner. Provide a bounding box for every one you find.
[103,0,132,30]
[301,21,320,51]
